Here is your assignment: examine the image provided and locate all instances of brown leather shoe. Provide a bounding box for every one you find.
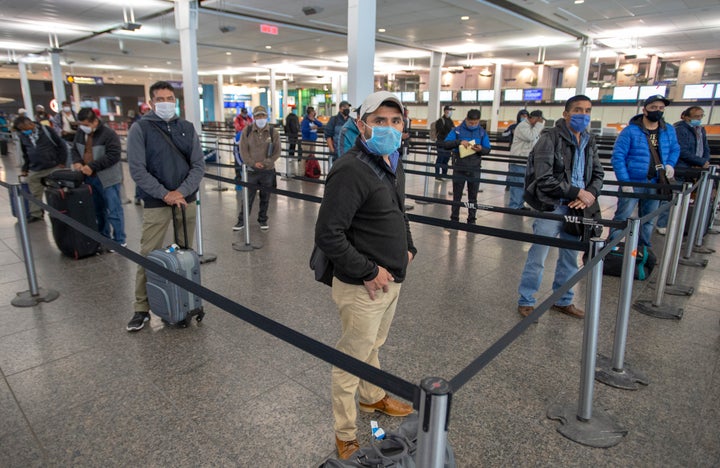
[335,436,360,460]
[552,304,585,319]
[359,395,413,417]
[518,306,534,317]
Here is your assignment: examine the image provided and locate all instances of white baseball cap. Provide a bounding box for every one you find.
[357,91,403,119]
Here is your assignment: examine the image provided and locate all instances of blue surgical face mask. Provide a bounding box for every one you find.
[689,119,702,127]
[569,114,591,132]
[363,123,402,156]
[22,129,33,136]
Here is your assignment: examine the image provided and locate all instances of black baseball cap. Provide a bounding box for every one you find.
[443,105,455,111]
[339,100,351,107]
[644,94,670,107]
[529,110,543,118]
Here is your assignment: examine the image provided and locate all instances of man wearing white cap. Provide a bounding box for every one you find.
[315,91,416,460]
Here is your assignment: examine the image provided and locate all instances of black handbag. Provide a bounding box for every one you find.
[563,203,603,239]
[309,244,333,286]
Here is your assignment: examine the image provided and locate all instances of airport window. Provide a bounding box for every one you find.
[702,58,720,81]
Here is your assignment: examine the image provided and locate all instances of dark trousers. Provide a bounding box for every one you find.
[451,169,480,223]
[288,137,300,159]
[435,147,451,176]
[239,169,275,223]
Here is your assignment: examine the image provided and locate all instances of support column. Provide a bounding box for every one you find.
[282,79,289,121]
[575,38,592,96]
[333,74,342,110]
[490,63,502,132]
[215,74,225,122]
[347,0,376,105]
[49,51,66,105]
[18,61,34,113]
[143,82,152,103]
[427,51,445,124]
[174,0,201,132]
[71,83,80,110]
[269,68,277,123]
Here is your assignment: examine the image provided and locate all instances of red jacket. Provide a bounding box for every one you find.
[233,114,253,132]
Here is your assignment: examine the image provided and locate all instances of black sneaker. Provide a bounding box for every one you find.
[233,221,245,231]
[259,221,269,231]
[126,312,150,332]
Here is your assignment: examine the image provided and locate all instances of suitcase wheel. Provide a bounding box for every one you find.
[196,310,205,323]
[177,318,190,328]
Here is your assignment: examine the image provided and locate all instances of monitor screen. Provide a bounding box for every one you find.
[683,84,714,100]
[422,91,429,102]
[586,87,600,100]
[401,92,416,102]
[612,86,638,100]
[554,88,574,101]
[460,90,477,102]
[440,90,453,101]
[504,89,523,101]
[523,88,543,101]
[639,85,667,100]
[477,90,494,101]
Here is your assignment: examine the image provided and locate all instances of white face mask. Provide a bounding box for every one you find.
[62,106,71,113]
[79,125,93,134]
[154,102,176,120]
[255,118,268,129]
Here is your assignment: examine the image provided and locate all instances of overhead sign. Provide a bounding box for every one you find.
[523,88,543,101]
[66,75,104,86]
[260,24,278,35]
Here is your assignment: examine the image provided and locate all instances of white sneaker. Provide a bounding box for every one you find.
[656,227,667,235]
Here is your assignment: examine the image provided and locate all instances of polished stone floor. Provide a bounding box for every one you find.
[0,147,718,467]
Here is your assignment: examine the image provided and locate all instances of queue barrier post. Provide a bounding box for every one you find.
[664,183,695,295]
[693,165,716,252]
[212,139,228,192]
[633,193,684,319]
[596,217,649,390]
[195,188,217,264]
[548,238,627,447]
[9,184,60,307]
[416,144,433,205]
[683,170,709,260]
[233,164,262,252]
[707,167,720,232]
[416,377,451,468]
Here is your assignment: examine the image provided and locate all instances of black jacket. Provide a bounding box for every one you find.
[524,119,604,211]
[285,113,300,139]
[315,140,417,285]
[434,116,455,142]
[19,125,66,172]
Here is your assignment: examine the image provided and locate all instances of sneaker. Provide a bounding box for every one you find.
[108,243,128,253]
[656,227,667,235]
[126,312,150,332]
[233,221,245,231]
[259,222,269,231]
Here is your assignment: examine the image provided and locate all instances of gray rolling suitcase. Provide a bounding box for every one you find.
[146,206,205,327]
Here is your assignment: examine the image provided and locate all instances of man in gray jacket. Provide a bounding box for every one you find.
[71,108,125,247]
[126,81,205,332]
[507,110,544,209]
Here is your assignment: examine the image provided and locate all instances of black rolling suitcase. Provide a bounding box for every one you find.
[43,172,100,259]
[146,206,204,327]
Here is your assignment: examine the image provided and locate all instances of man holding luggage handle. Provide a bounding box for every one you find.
[315,91,416,460]
[126,81,205,332]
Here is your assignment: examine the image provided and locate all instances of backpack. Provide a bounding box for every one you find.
[429,120,438,142]
[602,242,657,280]
[305,156,321,178]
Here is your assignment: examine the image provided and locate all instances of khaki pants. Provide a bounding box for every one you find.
[27,167,58,218]
[331,278,402,440]
[133,204,197,312]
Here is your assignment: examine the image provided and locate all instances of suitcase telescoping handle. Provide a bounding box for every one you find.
[170,205,190,250]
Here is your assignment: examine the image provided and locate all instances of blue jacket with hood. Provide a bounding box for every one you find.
[611,114,680,182]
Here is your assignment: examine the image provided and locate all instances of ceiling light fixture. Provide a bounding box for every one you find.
[574,0,584,4]
[479,67,493,77]
[265,45,272,49]
[378,28,386,33]
[226,51,232,55]
[461,16,470,20]
[121,7,142,31]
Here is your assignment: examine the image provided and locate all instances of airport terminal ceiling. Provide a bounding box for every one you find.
[0,0,718,88]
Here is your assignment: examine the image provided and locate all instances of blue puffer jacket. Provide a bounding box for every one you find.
[611,114,680,182]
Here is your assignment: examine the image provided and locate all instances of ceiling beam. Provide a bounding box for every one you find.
[476,0,588,41]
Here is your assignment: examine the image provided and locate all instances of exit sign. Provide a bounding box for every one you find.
[260,24,278,35]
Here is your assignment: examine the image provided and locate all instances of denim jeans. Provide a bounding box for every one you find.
[507,163,526,209]
[518,205,579,307]
[86,176,126,244]
[608,186,659,247]
[435,147,451,176]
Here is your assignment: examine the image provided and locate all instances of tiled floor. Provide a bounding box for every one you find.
[0,147,718,467]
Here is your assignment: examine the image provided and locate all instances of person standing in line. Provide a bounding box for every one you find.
[325,100,352,162]
[517,95,604,320]
[507,110,544,210]
[301,106,323,171]
[315,91,416,460]
[233,106,281,232]
[656,106,710,234]
[442,109,491,224]
[71,108,126,249]
[126,81,205,332]
[284,107,301,162]
[433,105,455,180]
[233,107,253,133]
[607,95,679,246]
[13,115,67,222]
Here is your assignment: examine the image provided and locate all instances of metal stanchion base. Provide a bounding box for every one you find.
[232,241,262,252]
[198,253,218,264]
[547,404,627,448]
[633,300,683,320]
[415,200,431,205]
[678,257,708,268]
[707,228,719,235]
[664,285,694,296]
[595,354,649,390]
[12,288,60,307]
[212,187,229,192]
[692,245,715,254]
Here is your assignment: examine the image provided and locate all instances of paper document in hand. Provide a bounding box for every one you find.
[459,140,476,158]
